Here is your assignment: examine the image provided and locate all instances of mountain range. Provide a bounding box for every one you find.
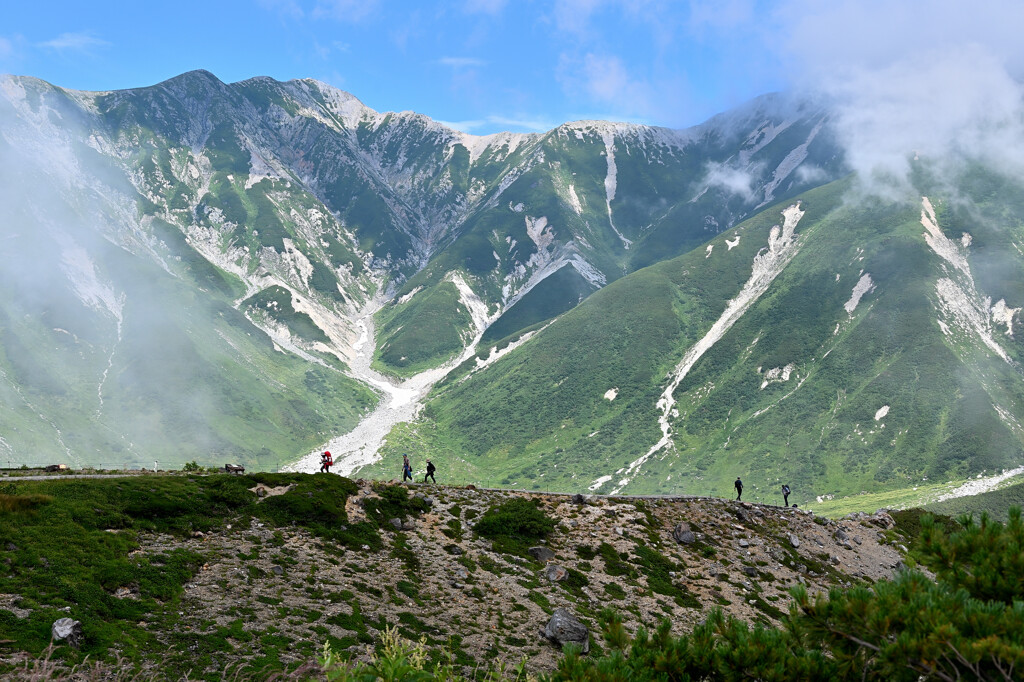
[1,70,1021,502]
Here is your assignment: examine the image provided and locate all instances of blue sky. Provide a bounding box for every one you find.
[0,1,794,134]
[2,1,1023,136]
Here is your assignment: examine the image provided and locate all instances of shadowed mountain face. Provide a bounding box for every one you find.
[6,70,1023,498]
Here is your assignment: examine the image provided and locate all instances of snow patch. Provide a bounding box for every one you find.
[991,299,1020,337]
[604,388,618,401]
[525,215,554,252]
[397,286,422,306]
[844,273,875,314]
[705,244,714,258]
[922,197,1013,365]
[567,184,583,215]
[935,278,1011,363]
[760,364,795,390]
[613,203,805,493]
[589,475,612,491]
[933,466,1024,503]
[874,405,890,421]
[726,236,740,250]
[600,129,632,248]
[961,233,973,248]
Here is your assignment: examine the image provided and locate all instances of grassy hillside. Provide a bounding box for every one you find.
[363,171,1024,499]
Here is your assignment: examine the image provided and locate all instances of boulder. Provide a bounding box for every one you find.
[543,565,568,583]
[543,608,589,653]
[674,529,696,545]
[671,523,696,545]
[738,539,750,548]
[571,493,587,505]
[742,566,759,577]
[388,518,403,530]
[51,618,82,648]
[528,546,556,562]
[789,534,801,548]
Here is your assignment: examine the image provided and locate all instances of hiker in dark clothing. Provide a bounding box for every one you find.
[423,459,436,484]
[734,477,743,501]
[402,454,413,483]
[782,484,791,507]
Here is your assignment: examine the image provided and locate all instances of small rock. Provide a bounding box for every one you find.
[671,523,695,545]
[401,519,416,531]
[614,527,624,536]
[571,494,586,505]
[543,564,568,582]
[742,566,758,577]
[528,546,555,562]
[52,618,82,649]
[789,534,800,548]
[272,565,284,576]
[454,567,469,581]
[738,539,750,548]
[389,518,403,530]
[543,608,589,653]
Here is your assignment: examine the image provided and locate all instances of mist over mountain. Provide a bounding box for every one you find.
[1,69,1022,502]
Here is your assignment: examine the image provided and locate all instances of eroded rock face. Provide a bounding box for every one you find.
[543,608,589,653]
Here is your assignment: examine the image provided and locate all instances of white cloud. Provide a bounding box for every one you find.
[38,32,110,53]
[770,0,1024,193]
[702,161,762,201]
[557,52,656,119]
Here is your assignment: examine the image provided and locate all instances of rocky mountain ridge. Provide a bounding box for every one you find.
[0,70,841,470]
[0,474,908,677]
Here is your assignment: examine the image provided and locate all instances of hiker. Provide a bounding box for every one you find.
[402,454,413,483]
[320,451,333,474]
[734,477,743,501]
[782,484,791,507]
[423,459,436,484]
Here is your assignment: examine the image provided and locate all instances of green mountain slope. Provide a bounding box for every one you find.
[363,171,1024,498]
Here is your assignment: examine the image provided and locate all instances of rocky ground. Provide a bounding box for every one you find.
[131,480,906,677]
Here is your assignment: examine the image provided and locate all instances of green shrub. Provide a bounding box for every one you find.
[473,498,557,556]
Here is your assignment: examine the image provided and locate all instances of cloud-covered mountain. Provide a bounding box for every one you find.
[13,69,1020,502]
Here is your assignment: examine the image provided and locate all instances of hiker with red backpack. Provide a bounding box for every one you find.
[320,451,333,473]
